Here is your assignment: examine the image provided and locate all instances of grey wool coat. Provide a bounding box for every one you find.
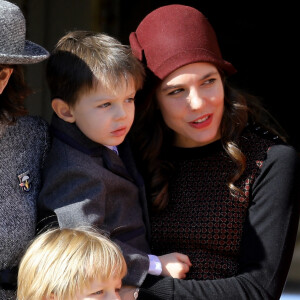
[38,114,151,286]
[0,116,50,300]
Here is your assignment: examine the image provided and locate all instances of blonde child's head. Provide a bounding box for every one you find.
[17,227,127,300]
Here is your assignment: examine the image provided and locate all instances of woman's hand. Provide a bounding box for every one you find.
[159,252,192,278]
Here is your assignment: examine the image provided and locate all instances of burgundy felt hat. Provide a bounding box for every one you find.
[129,4,236,80]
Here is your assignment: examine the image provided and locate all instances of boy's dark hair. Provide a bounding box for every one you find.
[46,31,145,106]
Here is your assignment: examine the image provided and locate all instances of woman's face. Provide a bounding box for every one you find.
[0,67,13,94]
[156,62,224,148]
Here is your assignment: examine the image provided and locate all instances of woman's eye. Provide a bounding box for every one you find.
[99,102,111,108]
[202,78,216,86]
[168,88,184,96]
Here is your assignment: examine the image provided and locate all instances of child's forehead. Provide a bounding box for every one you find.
[74,78,136,105]
[78,276,123,298]
[93,76,136,97]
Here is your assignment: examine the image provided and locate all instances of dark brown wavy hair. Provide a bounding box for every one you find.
[130,69,286,211]
[0,64,30,123]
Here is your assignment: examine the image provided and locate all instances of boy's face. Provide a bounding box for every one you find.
[70,78,136,146]
[76,277,122,300]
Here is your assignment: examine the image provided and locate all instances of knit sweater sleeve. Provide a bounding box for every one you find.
[138,144,300,300]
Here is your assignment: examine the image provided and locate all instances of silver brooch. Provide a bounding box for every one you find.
[18,171,31,192]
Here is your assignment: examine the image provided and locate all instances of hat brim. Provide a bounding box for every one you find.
[151,48,237,80]
[0,40,49,64]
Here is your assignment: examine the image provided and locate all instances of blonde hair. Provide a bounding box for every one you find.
[17,227,127,300]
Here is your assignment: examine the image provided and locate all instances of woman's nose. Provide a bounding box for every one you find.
[188,92,204,110]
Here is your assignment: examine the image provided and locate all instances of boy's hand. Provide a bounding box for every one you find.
[159,252,192,279]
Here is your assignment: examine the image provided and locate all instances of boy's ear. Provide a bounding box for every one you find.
[0,68,13,94]
[49,293,55,300]
[51,98,76,123]
[43,293,55,300]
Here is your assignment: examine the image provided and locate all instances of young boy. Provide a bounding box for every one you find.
[37,31,191,287]
[17,227,127,300]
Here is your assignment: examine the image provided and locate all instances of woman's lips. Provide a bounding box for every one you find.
[188,114,212,129]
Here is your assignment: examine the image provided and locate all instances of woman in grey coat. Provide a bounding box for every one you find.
[0,1,50,299]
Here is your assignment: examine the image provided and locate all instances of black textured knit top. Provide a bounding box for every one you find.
[139,127,300,300]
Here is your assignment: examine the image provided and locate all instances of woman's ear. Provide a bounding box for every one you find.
[0,68,13,94]
[51,98,76,123]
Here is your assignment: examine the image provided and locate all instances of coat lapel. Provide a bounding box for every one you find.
[102,146,134,182]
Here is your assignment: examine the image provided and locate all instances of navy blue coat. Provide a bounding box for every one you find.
[38,114,151,286]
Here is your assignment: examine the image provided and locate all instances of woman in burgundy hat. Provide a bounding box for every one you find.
[121,4,300,300]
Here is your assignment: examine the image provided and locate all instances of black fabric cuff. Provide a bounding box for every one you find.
[0,266,17,290]
[138,275,174,300]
